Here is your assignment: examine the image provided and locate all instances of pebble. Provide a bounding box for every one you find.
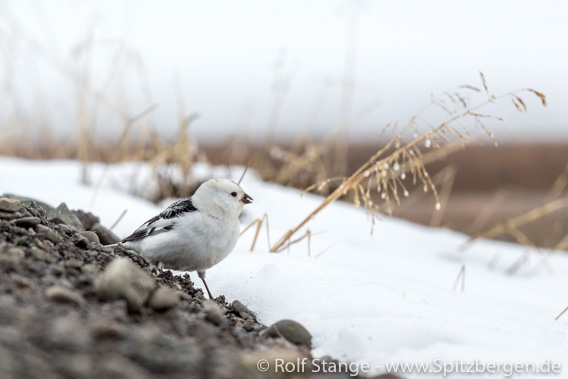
[148,286,181,311]
[0,254,20,270]
[35,224,63,244]
[91,223,120,245]
[72,210,100,231]
[232,300,257,322]
[30,247,56,263]
[11,274,31,288]
[0,211,22,220]
[95,258,155,312]
[7,247,25,259]
[0,197,21,212]
[90,321,125,341]
[262,319,313,348]
[81,264,99,274]
[10,217,41,228]
[48,203,85,232]
[202,300,226,326]
[46,285,84,305]
[71,234,90,249]
[64,259,83,269]
[79,231,100,244]
[1,193,54,212]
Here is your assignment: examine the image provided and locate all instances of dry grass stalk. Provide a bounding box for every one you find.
[452,265,466,292]
[547,161,568,200]
[470,194,568,243]
[270,77,547,252]
[240,214,271,252]
[467,189,509,235]
[556,306,568,321]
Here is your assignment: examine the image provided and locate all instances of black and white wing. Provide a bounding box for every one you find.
[121,197,198,243]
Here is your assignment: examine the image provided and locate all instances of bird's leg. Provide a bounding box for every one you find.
[197,270,214,299]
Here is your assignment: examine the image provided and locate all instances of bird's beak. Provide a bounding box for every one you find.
[242,193,253,204]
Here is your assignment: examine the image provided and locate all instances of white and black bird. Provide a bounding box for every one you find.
[120,179,253,299]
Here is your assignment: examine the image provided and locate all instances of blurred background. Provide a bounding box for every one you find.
[1,0,568,248]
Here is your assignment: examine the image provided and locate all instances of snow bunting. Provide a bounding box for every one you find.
[120,179,253,298]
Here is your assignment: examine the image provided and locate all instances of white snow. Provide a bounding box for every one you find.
[1,157,567,378]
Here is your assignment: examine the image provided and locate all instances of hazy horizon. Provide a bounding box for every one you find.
[1,0,567,145]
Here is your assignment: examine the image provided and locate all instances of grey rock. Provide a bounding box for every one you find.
[148,286,181,311]
[45,285,84,305]
[10,216,41,228]
[95,258,155,312]
[92,223,120,245]
[0,253,20,270]
[0,210,23,220]
[202,300,226,326]
[1,193,54,212]
[262,319,313,348]
[30,247,56,263]
[6,247,25,259]
[35,224,63,244]
[0,197,21,212]
[64,259,83,269]
[48,203,85,232]
[81,263,99,274]
[72,210,100,230]
[232,300,257,321]
[71,234,90,249]
[97,354,151,379]
[79,231,100,244]
[90,321,125,341]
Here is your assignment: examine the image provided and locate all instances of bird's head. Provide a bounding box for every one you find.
[193,178,253,218]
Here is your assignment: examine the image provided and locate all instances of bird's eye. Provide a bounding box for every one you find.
[231,192,237,197]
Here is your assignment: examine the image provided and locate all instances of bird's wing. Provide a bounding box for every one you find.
[121,197,198,243]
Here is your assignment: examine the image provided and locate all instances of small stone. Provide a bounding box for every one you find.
[6,247,25,259]
[148,286,181,311]
[71,234,90,249]
[0,254,20,270]
[91,223,120,245]
[98,354,152,379]
[0,211,22,220]
[49,264,65,277]
[262,319,313,348]
[35,224,63,244]
[81,264,99,274]
[10,216,41,228]
[0,197,21,212]
[57,224,75,233]
[30,247,56,263]
[34,239,48,250]
[46,285,84,305]
[90,321,125,341]
[232,300,257,322]
[79,231,100,244]
[11,274,30,288]
[1,193,54,212]
[95,258,155,312]
[64,259,83,269]
[48,203,85,231]
[202,300,226,326]
[72,210,100,230]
